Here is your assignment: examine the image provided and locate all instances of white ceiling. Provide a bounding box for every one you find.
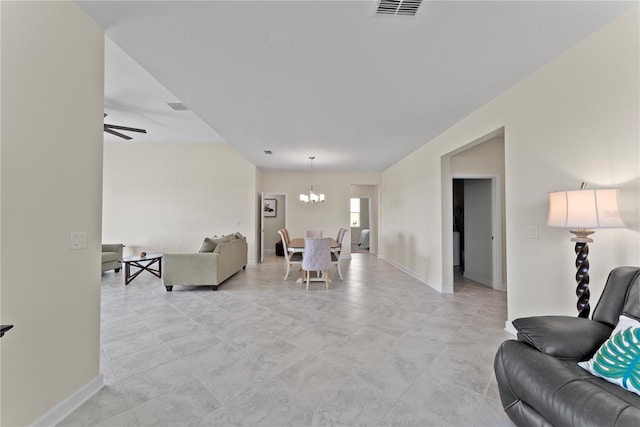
[77,0,637,172]
[104,38,226,144]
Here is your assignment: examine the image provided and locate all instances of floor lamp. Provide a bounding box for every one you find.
[547,185,625,318]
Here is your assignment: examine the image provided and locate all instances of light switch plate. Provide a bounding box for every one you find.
[70,231,88,249]
[526,226,538,239]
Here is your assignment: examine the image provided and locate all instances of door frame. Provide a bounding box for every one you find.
[349,184,379,256]
[260,192,287,263]
[350,196,372,251]
[451,174,503,291]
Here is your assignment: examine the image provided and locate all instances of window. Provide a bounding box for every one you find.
[350,198,360,227]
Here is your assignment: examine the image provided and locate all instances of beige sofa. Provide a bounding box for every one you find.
[163,233,247,291]
[102,244,123,273]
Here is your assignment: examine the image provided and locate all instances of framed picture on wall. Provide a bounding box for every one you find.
[263,199,277,217]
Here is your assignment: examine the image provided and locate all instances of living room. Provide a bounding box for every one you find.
[1,1,639,426]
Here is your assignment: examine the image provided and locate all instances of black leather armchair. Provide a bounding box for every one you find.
[494,266,640,427]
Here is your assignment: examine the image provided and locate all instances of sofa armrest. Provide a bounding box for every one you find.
[513,315,613,361]
[102,244,123,254]
[163,253,219,285]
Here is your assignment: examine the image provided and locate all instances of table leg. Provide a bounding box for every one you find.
[125,261,132,285]
[124,258,162,285]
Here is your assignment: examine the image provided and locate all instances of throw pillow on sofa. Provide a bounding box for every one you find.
[198,237,217,253]
[214,236,231,244]
[579,314,640,396]
[197,233,243,253]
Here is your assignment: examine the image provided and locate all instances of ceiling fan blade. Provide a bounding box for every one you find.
[104,126,132,140]
[104,124,147,134]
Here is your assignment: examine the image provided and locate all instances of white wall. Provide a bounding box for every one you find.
[0,2,104,425]
[103,142,258,262]
[381,7,639,320]
[360,199,370,230]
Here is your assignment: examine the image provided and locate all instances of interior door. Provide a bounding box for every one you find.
[463,179,493,286]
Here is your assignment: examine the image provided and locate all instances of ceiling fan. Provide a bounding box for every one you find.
[103,114,147,140]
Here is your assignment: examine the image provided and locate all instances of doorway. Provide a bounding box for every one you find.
[453,178,493,286]
[350,184,378,256]
[260,193,286,263]
[442,127,506,293]
[350,197,371,253]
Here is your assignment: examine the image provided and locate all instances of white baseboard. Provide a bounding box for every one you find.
[31,374,104,427]
[379,255,415,278]
[504,320,517,337]
[377,255,441,292]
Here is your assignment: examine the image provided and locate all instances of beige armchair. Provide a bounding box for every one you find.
[102,244,123,273]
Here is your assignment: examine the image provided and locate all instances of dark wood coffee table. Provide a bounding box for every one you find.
[121,253,163,285]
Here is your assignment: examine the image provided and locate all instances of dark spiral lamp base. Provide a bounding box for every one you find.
[574,242,590,318]
[570,229,594,319]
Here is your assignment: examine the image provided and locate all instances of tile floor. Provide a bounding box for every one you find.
[60,253,515,426]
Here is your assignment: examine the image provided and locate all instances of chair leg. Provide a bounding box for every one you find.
[337,259,343,280]
[284,261,291,280]
[324,271,329,289]
[306,270,310,291]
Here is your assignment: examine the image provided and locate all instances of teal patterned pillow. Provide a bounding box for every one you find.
[578,315,640,396]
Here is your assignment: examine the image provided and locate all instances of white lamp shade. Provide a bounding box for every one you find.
[547,189,625,229]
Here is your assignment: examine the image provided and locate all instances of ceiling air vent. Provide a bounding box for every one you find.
[167,102,189,111]
[376,0,423,16]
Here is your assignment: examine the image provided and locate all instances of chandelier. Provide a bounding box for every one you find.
[300,156,325,204]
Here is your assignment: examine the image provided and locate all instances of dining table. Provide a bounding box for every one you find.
[288,237,341,252]
[287,237,341,283]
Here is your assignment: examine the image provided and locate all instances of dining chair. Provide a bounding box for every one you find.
[331,227,347,262]
[305,230,322,238]
[335,228,349,253]
[282,228,292,247]
[281,228,301,255]
[302,237,332,290]
[331,229,349,280]
[278,229,303,280]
